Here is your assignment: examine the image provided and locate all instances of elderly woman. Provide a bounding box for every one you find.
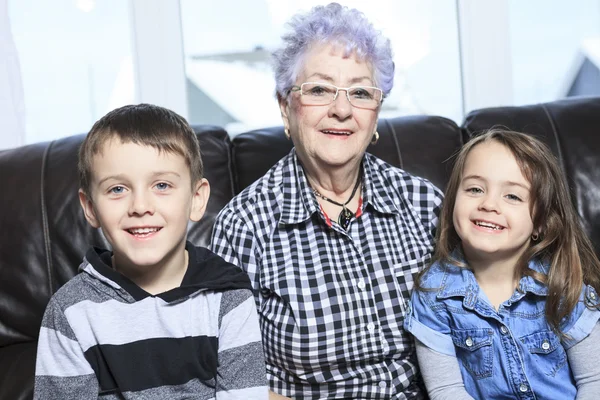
[211,3,442,399]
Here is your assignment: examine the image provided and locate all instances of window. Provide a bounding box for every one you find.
[180,0,463,134]
[508,0,600,105]
[9,0,134,144]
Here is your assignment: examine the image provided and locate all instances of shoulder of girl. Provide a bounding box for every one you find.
[583,284,600,308]
[418,261,449,289]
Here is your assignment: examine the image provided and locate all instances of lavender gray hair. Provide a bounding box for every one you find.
[273,2,395,99]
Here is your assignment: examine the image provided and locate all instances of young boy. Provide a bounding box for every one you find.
[34,104,267,399]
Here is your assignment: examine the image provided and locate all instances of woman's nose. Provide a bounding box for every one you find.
[329,89,353,119]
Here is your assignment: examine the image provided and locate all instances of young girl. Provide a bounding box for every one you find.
[404,129,600,399]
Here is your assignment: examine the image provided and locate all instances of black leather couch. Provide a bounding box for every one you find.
[1,96,599,400]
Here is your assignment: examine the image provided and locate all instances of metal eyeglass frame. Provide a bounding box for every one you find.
[289,82,383,109]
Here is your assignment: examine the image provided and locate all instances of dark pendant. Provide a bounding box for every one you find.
[338,207,354,230]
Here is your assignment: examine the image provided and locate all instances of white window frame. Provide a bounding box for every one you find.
[456,0,513,114]
[129,0,515,122]
[129,0,188,118]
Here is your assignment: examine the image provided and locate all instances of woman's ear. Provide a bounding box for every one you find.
[278,93,291,133]
[189,178,211,222]
[78,189,101,228]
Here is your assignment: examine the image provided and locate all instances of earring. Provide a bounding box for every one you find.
[371,131,379,145]
[284,128,290,140]
[531,233,539,241]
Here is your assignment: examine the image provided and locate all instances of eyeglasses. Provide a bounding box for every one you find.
[289,82,383,110]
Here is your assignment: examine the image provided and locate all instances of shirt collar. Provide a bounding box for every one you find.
[279,151,399,226]
[361,153,403,215]
[279,149,319,225]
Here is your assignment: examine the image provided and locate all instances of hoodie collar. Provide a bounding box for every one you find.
[82,241,251,303]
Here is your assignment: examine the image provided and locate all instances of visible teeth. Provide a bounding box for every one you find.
[475,221,502,230]
[322,130,351,135]
[128,227,158,234]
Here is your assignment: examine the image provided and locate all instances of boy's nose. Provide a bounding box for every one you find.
[128,192,154,216]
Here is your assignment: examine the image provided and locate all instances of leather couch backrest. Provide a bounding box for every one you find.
[232,115,463,193]
[463,96,600,255]
[0,127,232,348]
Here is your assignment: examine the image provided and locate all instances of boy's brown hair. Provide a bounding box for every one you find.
[78,104,203,197]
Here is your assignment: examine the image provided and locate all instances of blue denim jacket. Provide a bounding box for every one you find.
[404,258,600,399]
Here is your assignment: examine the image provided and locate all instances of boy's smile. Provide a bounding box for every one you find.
[79,138,209,290]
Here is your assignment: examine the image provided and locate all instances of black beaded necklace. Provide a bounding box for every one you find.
[313,173,362,230]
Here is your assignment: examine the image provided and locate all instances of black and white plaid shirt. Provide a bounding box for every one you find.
[210,150,443,399]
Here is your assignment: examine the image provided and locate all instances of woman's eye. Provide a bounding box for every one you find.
[307,85,333,96]
[155,182,170,191]
[109,186,125,194]
[350,88,373,99]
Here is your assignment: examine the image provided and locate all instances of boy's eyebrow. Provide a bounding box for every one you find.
[150,171,181,178]
[462,174,530,190]
[97,174,128,187]
[96,171,181,186]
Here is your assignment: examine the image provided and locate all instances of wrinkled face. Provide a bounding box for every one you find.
[79,139,209,274]
[279,43,380,171]
[453,141,535,266]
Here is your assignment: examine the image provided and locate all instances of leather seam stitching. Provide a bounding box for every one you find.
[41,141,54,294]
[384,119,403,168]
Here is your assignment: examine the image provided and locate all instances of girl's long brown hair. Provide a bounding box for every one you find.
[417,129,600,333]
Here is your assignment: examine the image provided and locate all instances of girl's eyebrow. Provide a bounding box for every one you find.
[462,174,529,190]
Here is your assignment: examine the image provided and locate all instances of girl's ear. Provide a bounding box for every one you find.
[531,229,540,241]
[79,189,101,228]
[189,178,210,222]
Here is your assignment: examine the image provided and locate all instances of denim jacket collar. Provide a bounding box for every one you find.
[436,254,549,310]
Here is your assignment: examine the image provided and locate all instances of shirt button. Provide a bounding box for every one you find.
[357,279,366,290]
[541,340,550,350]
[367,323,375,332]
[378,381,387,389]
[500,326,509,335]
[519,383,528,392]
[465,337,473,347]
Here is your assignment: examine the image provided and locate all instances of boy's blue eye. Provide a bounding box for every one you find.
[110,186,124,194]
[155,182,170,191]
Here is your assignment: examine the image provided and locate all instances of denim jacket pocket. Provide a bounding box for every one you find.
[452,328,494,379]
[520,330,567,377]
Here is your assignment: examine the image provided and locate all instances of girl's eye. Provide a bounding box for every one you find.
[110,186,125,194]
[155,182,170,191]
[506,194,522,202]
[467,187,483,194]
